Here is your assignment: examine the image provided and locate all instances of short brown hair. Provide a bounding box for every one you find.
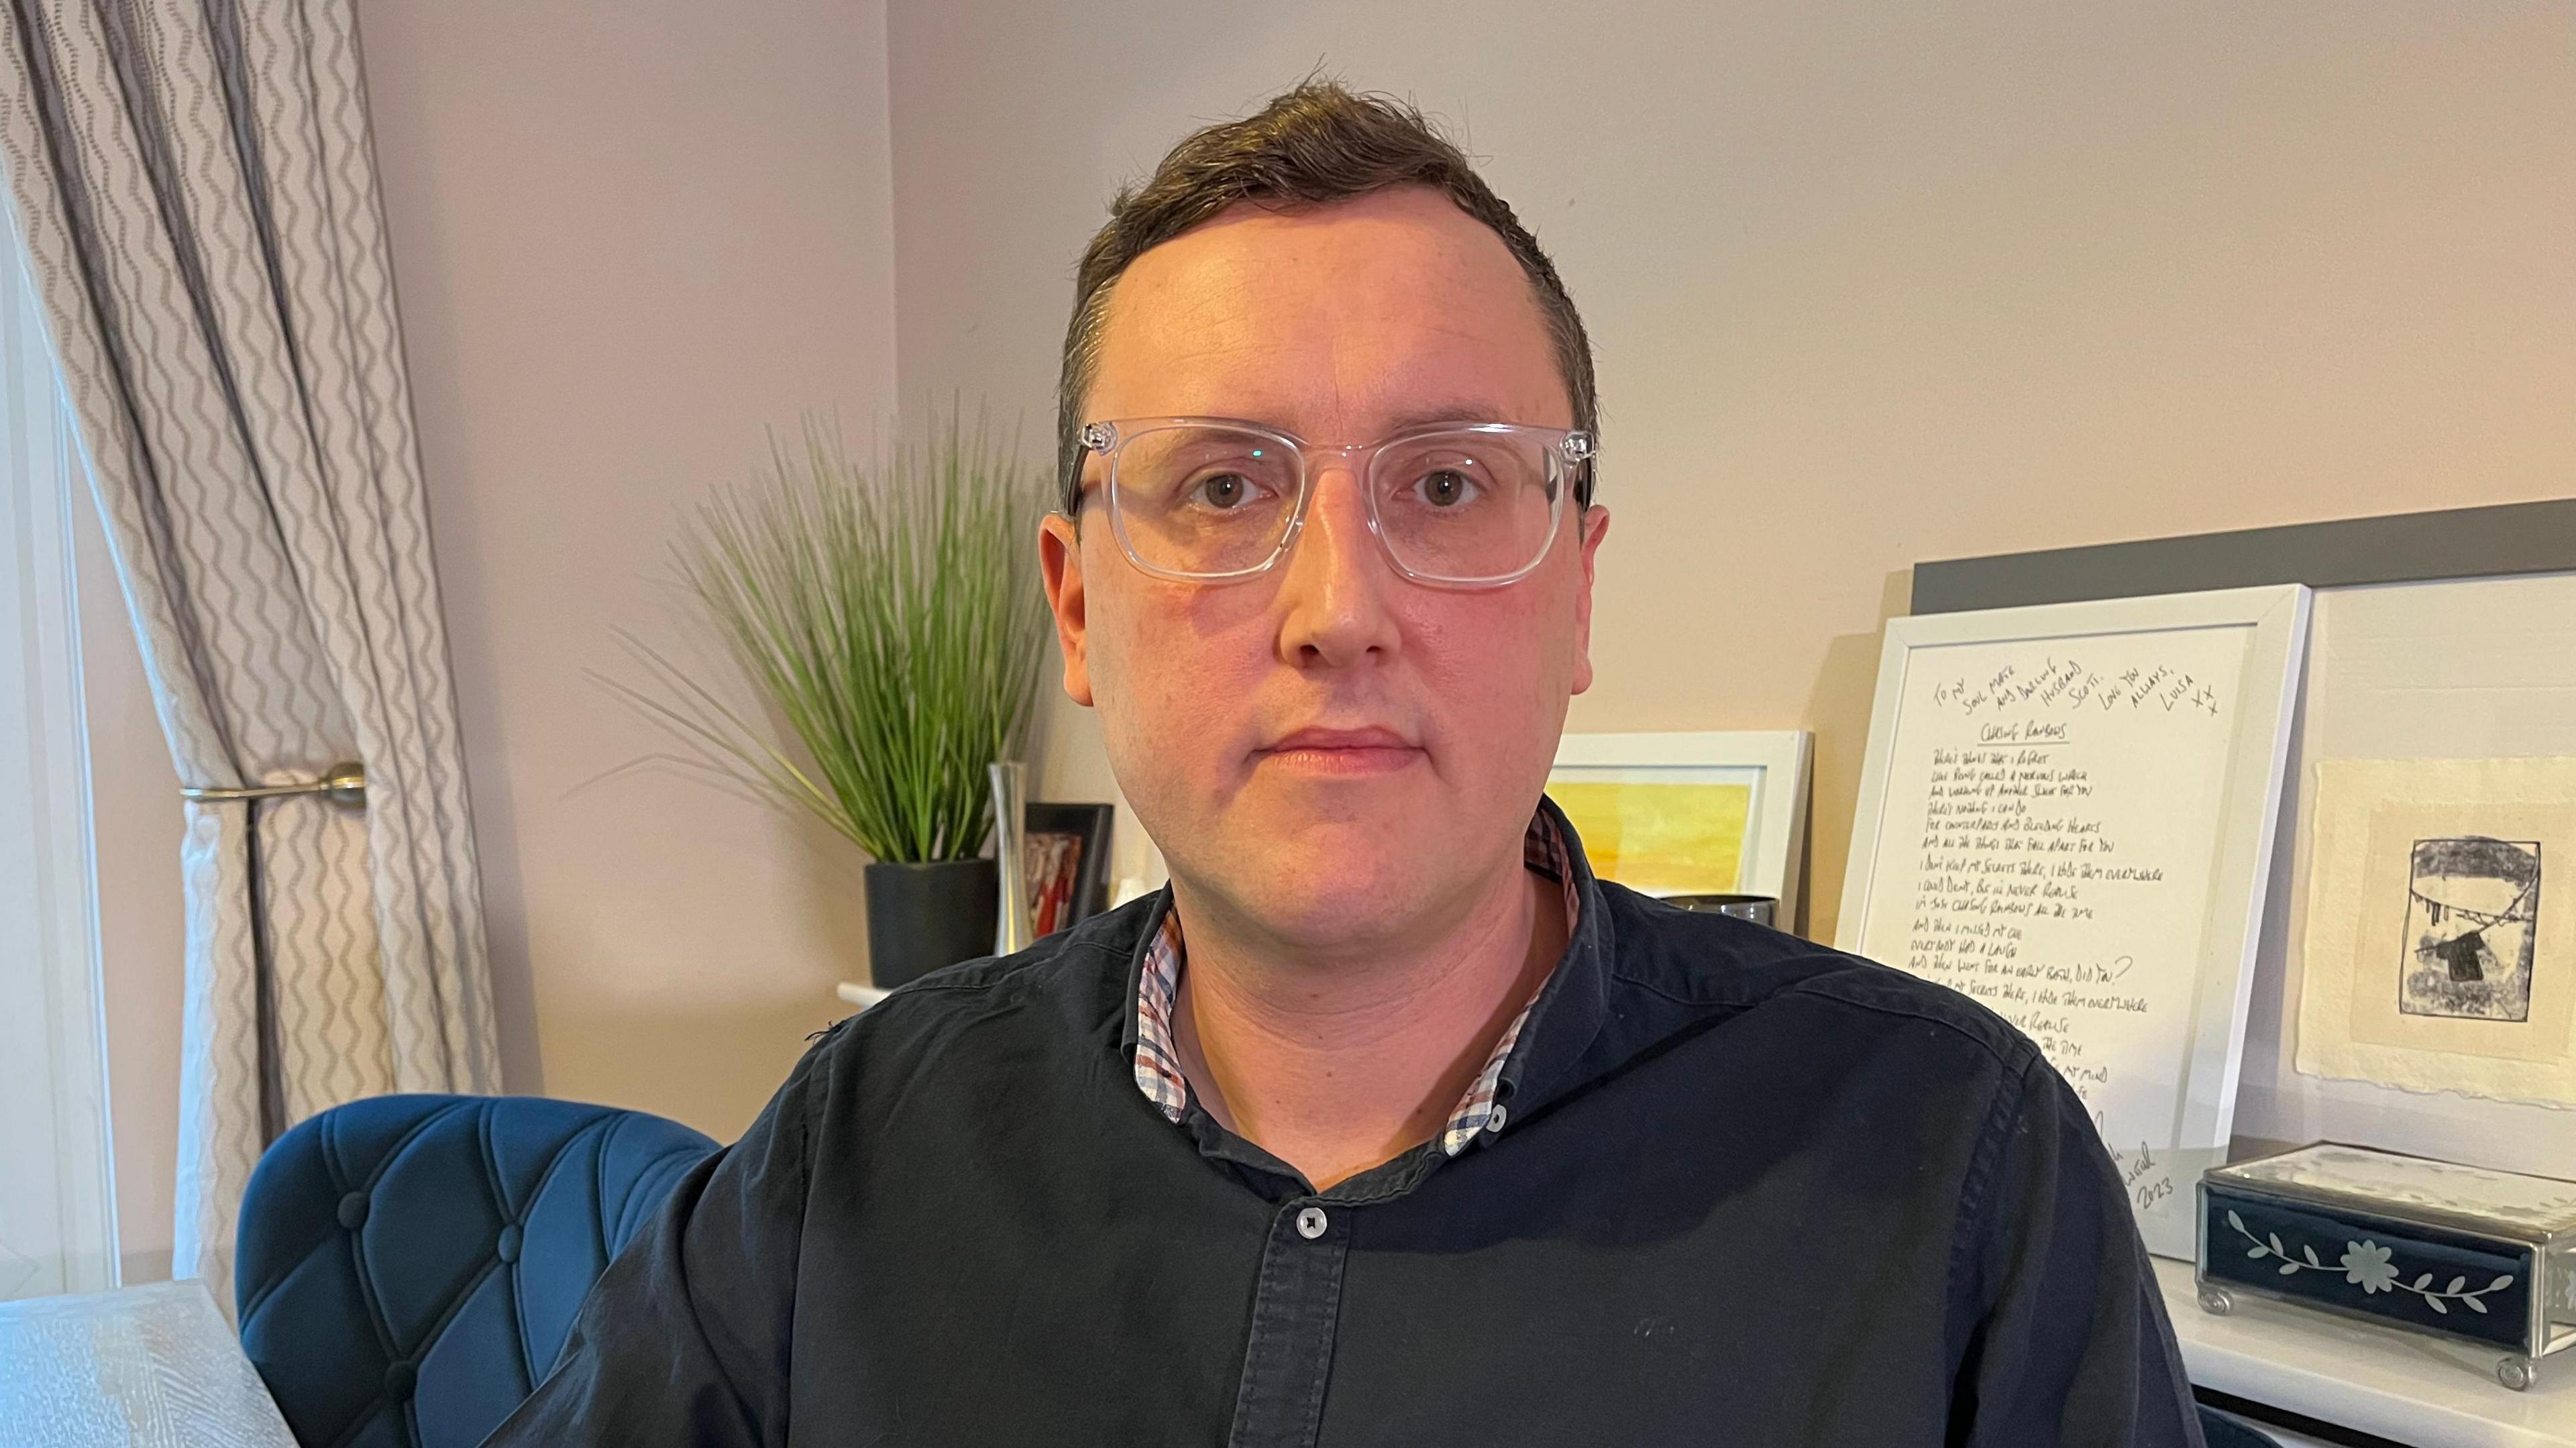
[1055,80,1599,515]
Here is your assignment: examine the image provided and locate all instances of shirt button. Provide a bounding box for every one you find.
[1485,1104,1509,1133]
[1295,1206,1328,1240]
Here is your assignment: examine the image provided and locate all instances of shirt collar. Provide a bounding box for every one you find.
[1127,800,1602,1160]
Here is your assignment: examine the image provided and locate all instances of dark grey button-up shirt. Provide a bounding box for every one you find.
[490,800,2203,1447]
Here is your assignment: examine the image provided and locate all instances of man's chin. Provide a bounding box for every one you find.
[1229,895,1428,956]
[1197,841,1456,951]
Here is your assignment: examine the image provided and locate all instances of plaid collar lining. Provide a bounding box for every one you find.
[1132,810,1582,1160]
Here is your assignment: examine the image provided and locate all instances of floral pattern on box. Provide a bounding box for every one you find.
[2226,1211,2516,1314]
[2200,1186,2536,1353]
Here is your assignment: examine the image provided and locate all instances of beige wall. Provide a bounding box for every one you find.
[328,1,2569,1148]
[887,0,2576,939]
[356,0,900,1139]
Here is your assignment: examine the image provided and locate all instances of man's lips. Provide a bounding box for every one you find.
[1255,726,1425,776]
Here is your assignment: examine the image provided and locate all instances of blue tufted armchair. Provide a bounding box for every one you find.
[235,1093,717,1448]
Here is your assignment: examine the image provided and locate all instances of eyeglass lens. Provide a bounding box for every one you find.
[1110,425,1560,582]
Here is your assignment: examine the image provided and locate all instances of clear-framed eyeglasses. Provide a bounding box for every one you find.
[1075,417,1595,589]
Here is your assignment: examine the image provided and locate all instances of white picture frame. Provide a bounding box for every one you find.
[1548,730,1813,925]
[1835,585,2309,1258]
[2241,570,2576,1185]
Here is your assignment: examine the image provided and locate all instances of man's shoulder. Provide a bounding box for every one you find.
[1599,881,2045,1080]
[803,895,1151,1071]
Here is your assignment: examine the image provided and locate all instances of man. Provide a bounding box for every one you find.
[494,82,2202,1447]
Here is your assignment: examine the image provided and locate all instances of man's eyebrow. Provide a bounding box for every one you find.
[1375,402,1517,432]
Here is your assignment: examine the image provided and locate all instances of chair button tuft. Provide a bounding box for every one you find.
[336,1192,369,1231]
[496,1223,522,1264]
[382,1359,416,1400]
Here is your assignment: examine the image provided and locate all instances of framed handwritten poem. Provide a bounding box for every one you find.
[1837,585,2311,1257]
[1550,731,1811,925]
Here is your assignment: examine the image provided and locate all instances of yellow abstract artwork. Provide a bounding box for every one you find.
[1546,780,1752,895]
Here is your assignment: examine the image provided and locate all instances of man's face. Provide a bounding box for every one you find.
[1040,186,1609,953]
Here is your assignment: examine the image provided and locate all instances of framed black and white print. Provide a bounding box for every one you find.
[2400,837,2541,1023]
[2298,757,2576,1108]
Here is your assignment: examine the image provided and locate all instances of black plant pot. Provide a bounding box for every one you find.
[864,858,999,989]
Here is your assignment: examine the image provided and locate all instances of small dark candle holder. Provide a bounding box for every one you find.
[1663,894,1777,928]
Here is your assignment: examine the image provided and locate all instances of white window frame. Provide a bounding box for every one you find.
[0,233,119,1301]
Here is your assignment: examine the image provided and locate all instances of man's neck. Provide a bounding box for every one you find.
[1168,858,1567,1190]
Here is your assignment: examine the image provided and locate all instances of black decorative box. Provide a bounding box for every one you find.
[2197,1143,2576,1390]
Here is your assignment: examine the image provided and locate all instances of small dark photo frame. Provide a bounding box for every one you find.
[1023,801,1115,938]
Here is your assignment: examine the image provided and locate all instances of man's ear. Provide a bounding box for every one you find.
[1570,505,1610,696]
[1038,512,1096,707]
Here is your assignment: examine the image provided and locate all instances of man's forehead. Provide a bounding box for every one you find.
[1089,189,1567,435]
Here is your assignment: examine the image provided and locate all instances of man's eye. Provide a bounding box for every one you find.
[1415,469,1479,507]
[1190,471,1260,509]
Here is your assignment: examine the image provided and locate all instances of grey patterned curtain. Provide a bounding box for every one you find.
[0,0,497,1313]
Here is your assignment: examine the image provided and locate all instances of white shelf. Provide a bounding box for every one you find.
[2157,1258,2576,1446]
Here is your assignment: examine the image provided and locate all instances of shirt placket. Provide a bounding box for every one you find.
[1130,807,1589,1446]
[1226,1198,1350,1448]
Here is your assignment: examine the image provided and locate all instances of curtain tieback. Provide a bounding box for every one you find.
[181,763,367,810]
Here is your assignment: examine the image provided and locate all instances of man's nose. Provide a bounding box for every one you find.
[1275,461,1401,669]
